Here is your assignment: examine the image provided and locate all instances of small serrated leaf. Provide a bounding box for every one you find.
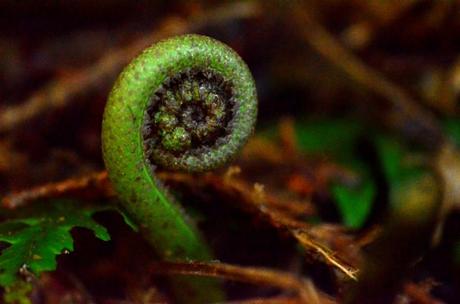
[0,199,111,288]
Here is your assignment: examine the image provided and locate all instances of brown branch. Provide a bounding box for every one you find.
[160,168,359,281]
[2,171,112,209]
[292,229,358,281]
[149,261,336,304]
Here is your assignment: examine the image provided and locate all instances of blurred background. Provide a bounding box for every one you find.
[2,0,460,181]
[2,1,460,303]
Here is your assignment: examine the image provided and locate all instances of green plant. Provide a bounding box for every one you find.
[0,200,113,303]
[101,34,257,302]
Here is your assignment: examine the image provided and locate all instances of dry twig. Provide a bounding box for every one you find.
[160,169,359,281]
[2,171,112,209]
[149,261,336,304]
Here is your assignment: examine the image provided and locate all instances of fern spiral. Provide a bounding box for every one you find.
[101,34,257,302]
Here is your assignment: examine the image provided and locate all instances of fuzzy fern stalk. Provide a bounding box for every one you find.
[101,34,258,303]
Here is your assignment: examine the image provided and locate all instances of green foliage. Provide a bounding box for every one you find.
[0,200,111,288]
[293,119,440,229]
[443,118,460,147]
[372,135,407,182]
[443,119,460,266]
[331,178,375,228]
[294,119,374,228]
[295,119,363,159]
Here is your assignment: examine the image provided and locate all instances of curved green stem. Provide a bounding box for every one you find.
[102,34,257,302]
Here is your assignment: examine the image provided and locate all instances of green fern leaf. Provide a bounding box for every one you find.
[0,199,110,287]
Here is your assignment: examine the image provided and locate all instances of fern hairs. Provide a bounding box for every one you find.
[101,34,257,302]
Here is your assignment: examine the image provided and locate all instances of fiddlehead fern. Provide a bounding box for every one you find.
[102,34,257,302]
